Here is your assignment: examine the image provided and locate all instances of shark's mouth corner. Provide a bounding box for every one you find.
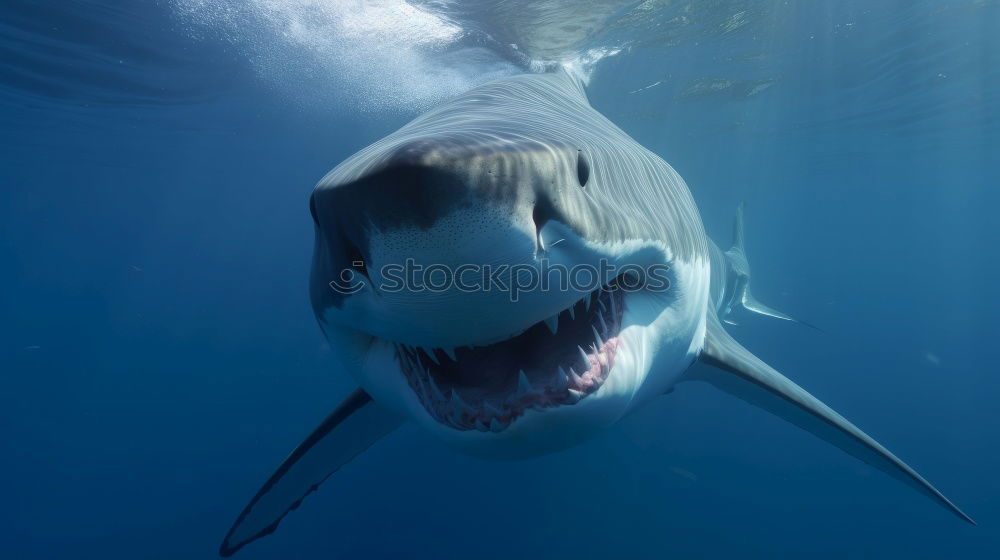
[393,278,627,433]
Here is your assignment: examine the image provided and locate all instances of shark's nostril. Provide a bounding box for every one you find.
[532,205,547,252]
[532,198,558,253]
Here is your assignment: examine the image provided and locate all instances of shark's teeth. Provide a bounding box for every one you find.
[557,366,570,386]
[424,348,441,366]
[428,376,446,401]
[597,351,609,372]
[395,280,628,433]
[450,389,469,414]
[591,325,604,348]
[517,370,533,396]
[484,401,502,416]
[544,314,559,334]
[577,345,591,369]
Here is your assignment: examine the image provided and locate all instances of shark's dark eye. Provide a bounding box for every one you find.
[576,150,590,187]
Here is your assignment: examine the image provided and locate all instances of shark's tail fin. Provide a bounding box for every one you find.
[725,203,821,331]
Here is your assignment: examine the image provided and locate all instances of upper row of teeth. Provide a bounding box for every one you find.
[416,290,617,364]
[409,322,616,411]
[557,289,616,331]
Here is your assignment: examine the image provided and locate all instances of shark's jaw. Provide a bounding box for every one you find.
[317,249,709,458]
[393,278,625,433]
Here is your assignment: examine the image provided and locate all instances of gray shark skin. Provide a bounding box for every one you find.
[219,69,973,557]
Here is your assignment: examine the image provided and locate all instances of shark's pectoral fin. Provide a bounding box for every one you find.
[682,315,974,524]
[740,286,823,331]
[220,389,403,557]
[740,287,795,323]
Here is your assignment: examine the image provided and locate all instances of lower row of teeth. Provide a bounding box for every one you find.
[401,329,620,433]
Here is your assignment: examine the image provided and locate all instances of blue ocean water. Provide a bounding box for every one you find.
[2,1,998,558]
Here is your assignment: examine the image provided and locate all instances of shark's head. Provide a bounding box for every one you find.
[310,72,710,458]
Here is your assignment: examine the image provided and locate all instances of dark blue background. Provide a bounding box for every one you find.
[2,1,997,558]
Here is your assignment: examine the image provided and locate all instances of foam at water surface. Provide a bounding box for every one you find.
[172,0,521,112]
[171,0,636,112]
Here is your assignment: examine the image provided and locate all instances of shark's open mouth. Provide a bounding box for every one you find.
[394,278,626,432]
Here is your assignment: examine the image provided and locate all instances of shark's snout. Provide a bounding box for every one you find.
[313,150,478,245]
[311,139,592,347]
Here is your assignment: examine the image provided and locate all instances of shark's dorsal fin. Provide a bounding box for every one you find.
[723,202,821,331]
[731,200,747,253]
[219,389,403,556]
[684,315,974,524]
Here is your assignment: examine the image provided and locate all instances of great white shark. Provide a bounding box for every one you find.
[219,68,973,556]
